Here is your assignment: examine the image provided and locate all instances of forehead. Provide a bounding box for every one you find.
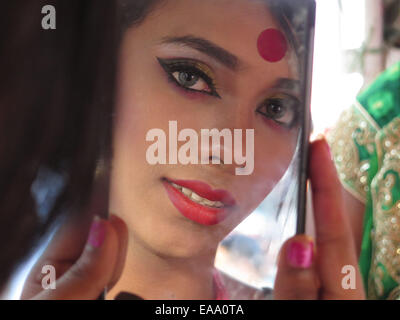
[128,0,297,78]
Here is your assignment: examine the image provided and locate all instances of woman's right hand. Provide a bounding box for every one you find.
[21,213,128,300]
[274,137,366,300]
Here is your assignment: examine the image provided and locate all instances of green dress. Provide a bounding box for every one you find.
[327,61,400,299]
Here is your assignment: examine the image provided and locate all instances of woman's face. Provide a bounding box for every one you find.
[111,0,300,258]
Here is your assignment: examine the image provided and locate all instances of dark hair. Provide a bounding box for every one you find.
[0,0,118,288]
[118,0,161,32]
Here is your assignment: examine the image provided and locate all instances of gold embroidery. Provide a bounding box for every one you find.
[376,118,400,167]
[367,273,378,299]
[387,285,400,300]
[329,106,400,299]
[370,264,385,298]
[327,105,377,203]
[354,100,381,131]
[369,119,400,298]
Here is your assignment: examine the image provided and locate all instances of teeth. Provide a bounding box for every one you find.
[190,192,202,202]
[181,187,192,197]
[169,182,225,208]
[202,199,215,206]
[202,198,224,208]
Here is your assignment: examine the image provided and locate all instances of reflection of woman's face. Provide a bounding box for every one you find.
[111,0,300,258]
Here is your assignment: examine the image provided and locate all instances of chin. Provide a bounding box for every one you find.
[143,219,222,259]
[128,191,237,259]
[149,237,218,260]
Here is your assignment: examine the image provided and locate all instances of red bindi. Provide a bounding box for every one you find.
[257,28,288,63]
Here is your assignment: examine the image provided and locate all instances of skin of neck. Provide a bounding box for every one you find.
[107,230,219,300]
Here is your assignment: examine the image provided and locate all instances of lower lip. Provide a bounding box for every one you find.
[162,181,230,226]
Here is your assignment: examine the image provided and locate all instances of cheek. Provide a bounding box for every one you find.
[228,132,297,223]
[111,74,166,205]
[113,103,146,167]
[253,132,297,190]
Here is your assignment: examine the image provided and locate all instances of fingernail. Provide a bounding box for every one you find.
[88,216,106,248]
[287,241,314,268]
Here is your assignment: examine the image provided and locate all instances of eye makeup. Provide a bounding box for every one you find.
[256,93,300,129]
[157,57,221,98]
[156,57,300,129]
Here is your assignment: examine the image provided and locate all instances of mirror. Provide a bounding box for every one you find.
[106,0,315,300]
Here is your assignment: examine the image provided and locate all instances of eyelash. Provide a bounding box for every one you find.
[256,95,300,129]
[157,57,221,98]
[157,57,300,129]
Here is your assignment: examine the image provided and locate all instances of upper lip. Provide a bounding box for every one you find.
[163,177,236,207]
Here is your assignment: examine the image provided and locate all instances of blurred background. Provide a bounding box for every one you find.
[215,0,400,290]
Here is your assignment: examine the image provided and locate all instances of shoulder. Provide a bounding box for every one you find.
[217,270,273,300]
[357,62,400,127]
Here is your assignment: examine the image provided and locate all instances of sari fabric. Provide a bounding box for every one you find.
[327,62,400,299]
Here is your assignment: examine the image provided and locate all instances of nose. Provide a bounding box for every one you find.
[224,101,255,153]
[198,127,251,176]
[199,133,229,166]
[196,101,255,176]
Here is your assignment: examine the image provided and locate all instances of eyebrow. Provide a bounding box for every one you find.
[272,78,301,95]
[160,35,239,70]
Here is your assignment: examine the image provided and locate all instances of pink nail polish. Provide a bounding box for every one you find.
[88,217,106,248]
[287,241,313,268]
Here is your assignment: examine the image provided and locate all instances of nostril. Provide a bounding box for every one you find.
[209,155,225,165]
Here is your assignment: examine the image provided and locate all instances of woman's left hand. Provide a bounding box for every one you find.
[274,137,366,300]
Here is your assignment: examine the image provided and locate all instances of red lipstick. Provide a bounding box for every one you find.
[162,178,236,226]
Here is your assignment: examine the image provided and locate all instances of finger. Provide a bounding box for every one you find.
[21,176,113,299]
[309,137,365,299]
[21,212,94,299]
[32,216,119,300]
[274,235,320,300]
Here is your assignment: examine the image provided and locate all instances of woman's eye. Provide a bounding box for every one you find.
[157,57,220,98]
[256,95,299,128]
[172,71,210,92]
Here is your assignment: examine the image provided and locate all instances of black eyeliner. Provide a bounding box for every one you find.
[256,95,301,129]
[156,57,221,98]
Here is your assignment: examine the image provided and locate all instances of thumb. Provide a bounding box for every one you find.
[32,216,119,300]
